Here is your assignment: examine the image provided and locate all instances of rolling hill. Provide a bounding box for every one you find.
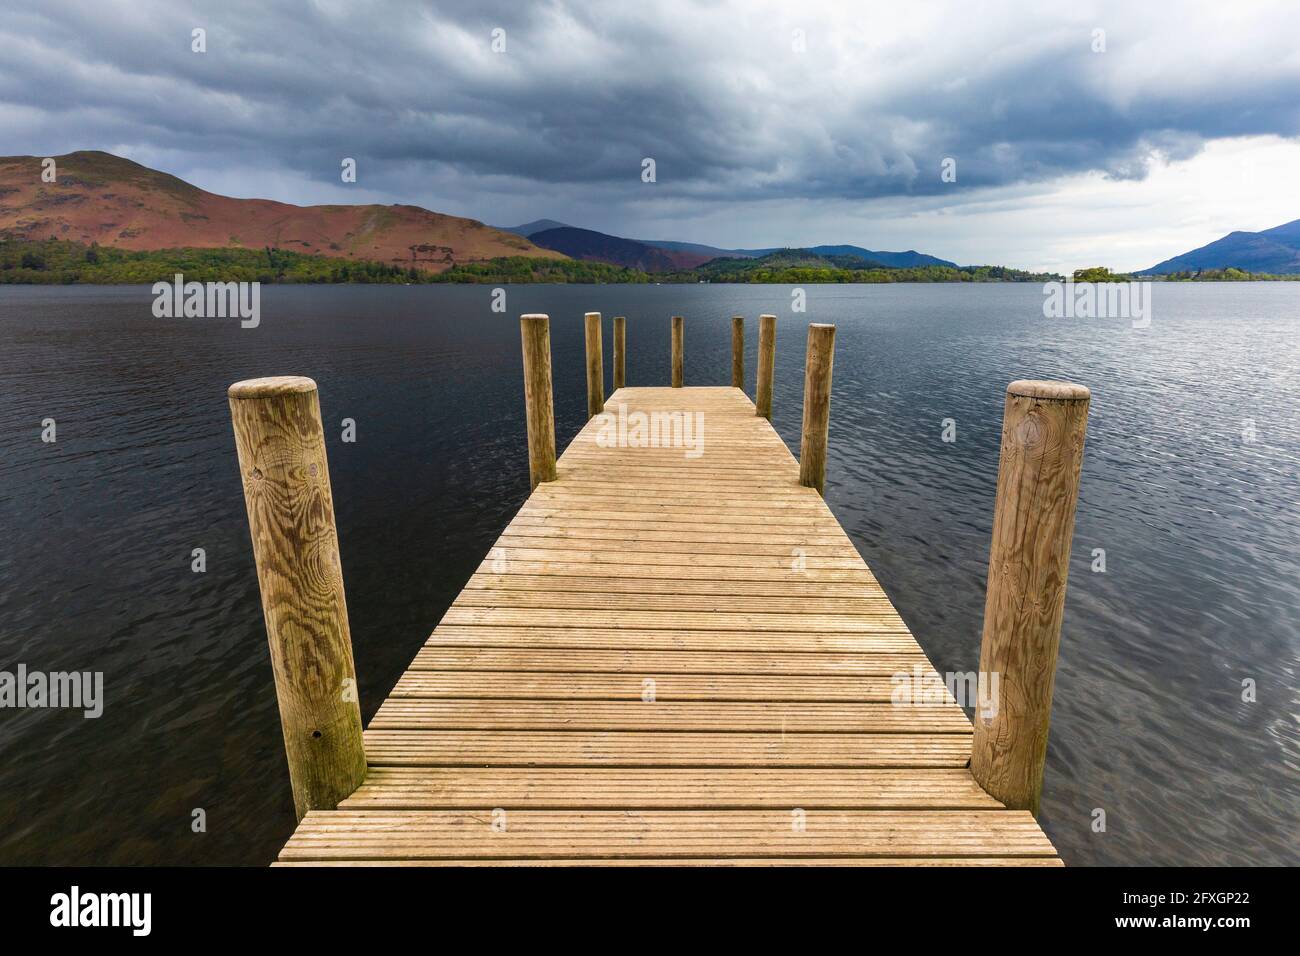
[799,245,957,269]
[526,226,714,271]
[636,238,759,259]
[502,218,961,270]
[512,224,963,272]
[0,151,561,272]
[497,218,570,238]
[636,240,957,268]
[1140,218,1300,275]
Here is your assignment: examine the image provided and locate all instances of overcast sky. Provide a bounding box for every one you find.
[4,0,1299,271]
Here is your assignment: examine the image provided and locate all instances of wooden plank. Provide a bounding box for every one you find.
[530,481,823,499]
[543,460,815,474]
[361,730,973,767]
[340,768,1003,809]
[368,700,970,733]
[439,607,911,633]
[412,646,927,675]
[427,624,924,653]
[491,534,861,560]
[500,523,857,548]
[391,672,904,701]
[473,559,877,583]
[277,857,1065,867]
[462,573,883,598]
[524,492,832,514]
[552,473,809,491]
[472,548,863,571]
[279,810,1057,861]
[517,507,841,528]
[452,589,898,614]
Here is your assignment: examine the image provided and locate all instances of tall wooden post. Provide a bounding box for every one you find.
[970,380,1091,816]
[613,315,626,391]
[584,311,604,419]
[671,315,684,387]
[756,314,776,419]
[731,316,744,389]
[798,323,835,493]
[520,314,557,488]
[228,375,366,821]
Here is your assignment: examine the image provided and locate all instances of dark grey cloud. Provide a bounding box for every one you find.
[3,0,1299,242]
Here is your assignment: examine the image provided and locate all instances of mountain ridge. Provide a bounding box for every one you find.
[498,218,569,238]
[0,150,560,272]
[1140,218,1300,275]
[499,220,960,270]
[525,226,714,271]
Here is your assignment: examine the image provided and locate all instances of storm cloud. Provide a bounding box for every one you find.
[3,0,1299,265]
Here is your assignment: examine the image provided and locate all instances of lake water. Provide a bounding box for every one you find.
[0,282,1296,866]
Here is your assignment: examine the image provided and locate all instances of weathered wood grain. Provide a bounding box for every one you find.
[799,323,836,493]
[519,314,557,488]
[584,311,604,419]
[229,376,365,821]
[756,314,776,419]
[613,315,626,390]
[671,314,684,387]
[731,315,744,389]
[280,810,1057,861]
[970,380,1090,815]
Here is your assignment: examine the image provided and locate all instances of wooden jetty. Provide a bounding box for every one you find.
[229,312,1089,865]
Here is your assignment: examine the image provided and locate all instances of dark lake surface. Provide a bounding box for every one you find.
[0,282,1296,866]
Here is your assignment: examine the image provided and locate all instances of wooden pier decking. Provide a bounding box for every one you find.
[274,385,1062,865]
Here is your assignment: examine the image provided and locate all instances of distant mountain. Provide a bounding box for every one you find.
[526,225,961,272]
[637,239,762,258]
[527,226,713,271]
[638,239,957,268]
[1140,218,1300,275]
[498,215,961,269]
[0,151,560,272]
[498,218,570,237]
[698,249,891,277]
[698,248,960,274]
[801,245,958,269]
[687,249,1051,282]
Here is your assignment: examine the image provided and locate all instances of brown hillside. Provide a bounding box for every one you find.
[0,151,563,272]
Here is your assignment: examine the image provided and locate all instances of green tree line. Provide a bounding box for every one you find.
[8,238,1294,285]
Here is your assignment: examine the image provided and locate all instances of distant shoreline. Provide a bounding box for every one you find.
[3,238,1298,285]
[6,278,1299,288]
[0,237,1061,285]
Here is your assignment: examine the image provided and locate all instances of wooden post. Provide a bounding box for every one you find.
[798,323,835,493]
[731,316,744,389]
[970,380,1091,816]
[520,314,557,488]
[584,311,604,419]
[671,315,684,387]
[227,375,366,821]
[613,315,626,391]
[756,314,776,419]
